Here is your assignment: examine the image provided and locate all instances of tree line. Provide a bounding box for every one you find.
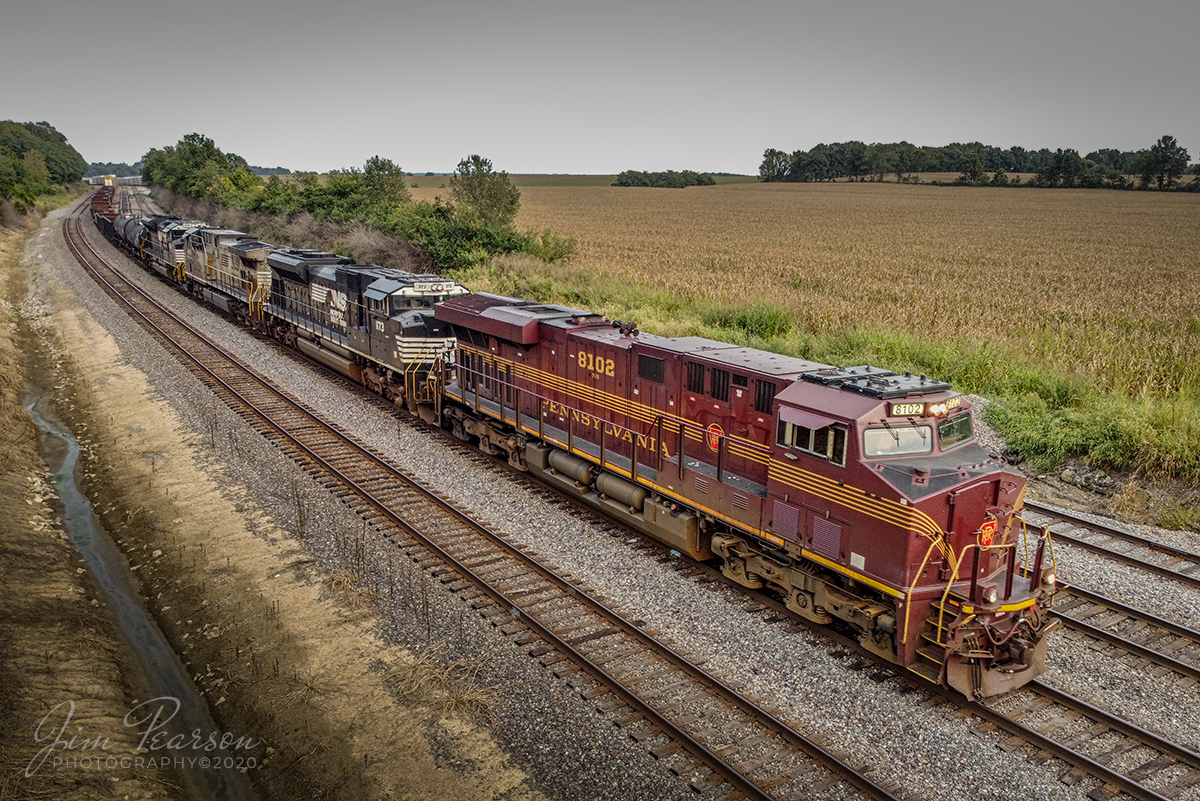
[1,121,87,210]
[85,161,290,178]
[85,160,142,178]
[613,170,715,188]
[759,135,1196,190]
[140,134,571,271]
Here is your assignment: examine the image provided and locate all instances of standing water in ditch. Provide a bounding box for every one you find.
[24,383,256,801]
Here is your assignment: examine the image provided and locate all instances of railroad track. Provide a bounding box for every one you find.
[1040,575,1200,683]
[80,191,1200,800]
[607,518,1200,801]
[66,199,903,801]
[438,433,1200,800]
[1023,502,1200,590]
[974,680,1200,801]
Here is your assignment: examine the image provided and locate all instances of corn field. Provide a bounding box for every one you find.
[444,181,1199,399]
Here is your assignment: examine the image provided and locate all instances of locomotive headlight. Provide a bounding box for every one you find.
[928,402,948,416]
[982,587,999,605]
[1043,571,1057,587]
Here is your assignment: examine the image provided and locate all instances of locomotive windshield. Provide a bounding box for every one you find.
[937,412,974,450]
[863,424,932,458]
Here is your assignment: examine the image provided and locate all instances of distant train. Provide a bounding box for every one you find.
[84,175,143,187]
[92,186,1058,698]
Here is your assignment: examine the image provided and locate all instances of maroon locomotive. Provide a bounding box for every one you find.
[434,292,1058,698]
[91,185,1056,697]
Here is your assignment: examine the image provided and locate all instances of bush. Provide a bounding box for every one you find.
[144,135,575,272]
[1156,499,1200,531]
[985,391,1200,481]
[524,229,577,263]
[0,199,24,229]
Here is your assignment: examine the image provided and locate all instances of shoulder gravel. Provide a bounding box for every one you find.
[39,211,1195,800]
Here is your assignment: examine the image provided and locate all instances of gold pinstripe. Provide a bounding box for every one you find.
[496,406,938,602]
[462,346,948,544]
[770,461,944,538]
[485,352,772,458]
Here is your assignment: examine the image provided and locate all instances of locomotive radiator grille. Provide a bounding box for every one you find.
[773,501,800,543]
[812,517,842,559]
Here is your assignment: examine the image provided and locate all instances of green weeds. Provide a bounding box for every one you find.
[465,258,1200,483]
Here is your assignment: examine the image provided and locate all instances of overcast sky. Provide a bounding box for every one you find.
[3,0,1195,175]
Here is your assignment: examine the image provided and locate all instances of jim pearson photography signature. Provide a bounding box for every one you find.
[25,697,261,777]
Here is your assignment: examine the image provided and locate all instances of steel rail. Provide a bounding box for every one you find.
[1023,501,1200,590]
[66,198,900,801]
[1025,571,1200,682]
[614,516,1200,801]
[967,687,1176,801]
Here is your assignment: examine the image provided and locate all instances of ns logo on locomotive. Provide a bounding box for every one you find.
[93,187,1058,699]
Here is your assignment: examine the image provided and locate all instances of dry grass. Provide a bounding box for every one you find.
[421,180,1200,480]
[327,570,379,611]
[0,200,27,231]
[384,643,498,721]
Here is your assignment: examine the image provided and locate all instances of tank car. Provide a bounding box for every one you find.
[433,292,1058,698]
[112,213,149,257]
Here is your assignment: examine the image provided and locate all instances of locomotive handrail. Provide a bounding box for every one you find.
[403,343,438,405]
[901,534,951,645]
[454,360,776,490]
[934,540,1021,644]
[249,282,268,321]
[1017,518,1058,579]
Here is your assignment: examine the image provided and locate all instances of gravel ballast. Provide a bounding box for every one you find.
[28,203,1200,801]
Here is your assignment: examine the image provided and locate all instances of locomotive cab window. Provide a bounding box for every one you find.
[863,425,933,458]
[777,420,848,466]
[937,412,974,450]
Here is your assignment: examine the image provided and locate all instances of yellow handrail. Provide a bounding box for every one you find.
[932,540,1017,645]
[901,536,947,645]
[403,344,439,402]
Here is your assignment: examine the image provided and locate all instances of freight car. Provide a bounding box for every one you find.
[91,190,1056,697]
[432,292,1059,698]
